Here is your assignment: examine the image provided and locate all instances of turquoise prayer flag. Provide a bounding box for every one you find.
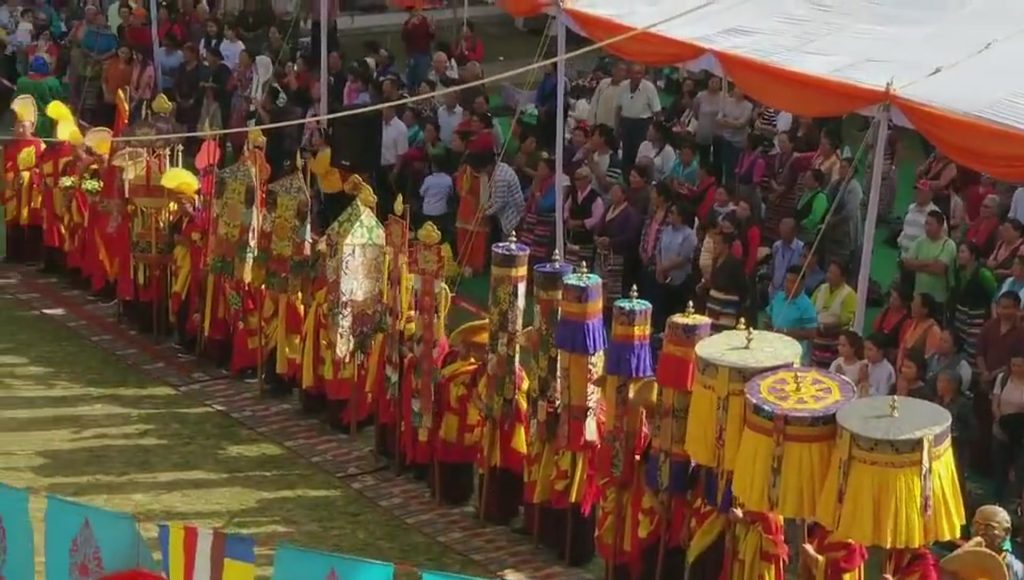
[271,544,394,580]
[0,483,34,580]
[45,495,155,580]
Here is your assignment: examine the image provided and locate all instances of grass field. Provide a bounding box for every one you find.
[0,298,485,579]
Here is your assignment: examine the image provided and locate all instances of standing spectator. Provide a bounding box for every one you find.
[872,286,912,360]
[123,7,152,55]
[904,210,957,312]
[585,124,622,197]
[705,230,748,331]
[156,35,183,92]
[520,156,559,264]
[564,166,604,267]
[810,260,857,366]
[987,219,1024,282]
[202,46,232,129]
[652,201,697,331]
[624,165,653,216]
[219,24,245,71]
[401,6,433,91]
[102,44,134,124]
[639,184,672,297]
[419,152,455,240]
[173,43,204,133]
[897,292,943,371]
[228,49,254,153]
[668,142,699,188]
[595,183,643,306]
[128,48,155,117]
[199,17,223,59]
[427,51,457,87]
[991,351,1024,501]
[379,103,409,218]
[965,195,1002,258]
[766,264,818,363]
[823,154,864,270]
[916,151,958,220]
[768,217,804,298]
[256,84,302,181]
[950,241,998,365]
[860,334,896,397]
[1009,185,1024,224]
[714,86,753,184]
[762,132,809,244]
[588,61,625,130]
[264,24,289,65]
[733,133,767,217]
[473,138,523,247]
[979,291,1024,481]
[453,21,483,67]
[897,187,941,291]
[733,199,761,278]
[635,120,676,182]
[436,90,462,145]
[616,64,660,170]
[692,75,722,164]
[996,255,1024,304]
[794,168,829,244]
[457,61,485,111]
[534,62,559,149]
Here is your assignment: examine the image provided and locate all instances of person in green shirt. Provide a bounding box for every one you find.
[950,240,999,360]
[905,210,957,308]
[795,168,829,244]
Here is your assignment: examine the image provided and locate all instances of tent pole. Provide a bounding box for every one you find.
[319,0,329,121]
[553,7,567,259]
[853,105,889,332]
[150,0,161,86]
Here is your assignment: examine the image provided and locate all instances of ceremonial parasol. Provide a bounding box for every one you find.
[683,323,801,506]
[816,396,965,548]
[732,366,856,520]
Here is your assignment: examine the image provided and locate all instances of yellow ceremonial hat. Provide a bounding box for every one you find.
[416,222,441,245]
[939,547,1009,580]
[151,93,173,115]
[84,128,113,157]
[160,167,200,198]
[45,100,74,123]
[56,121,84,146]
[12,95,37,124]
[448,320,489,349]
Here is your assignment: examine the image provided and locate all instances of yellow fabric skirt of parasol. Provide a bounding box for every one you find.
[685,368,746,472]
[732,415,836,520]
[526,445,591,505]
[815,434,964,548]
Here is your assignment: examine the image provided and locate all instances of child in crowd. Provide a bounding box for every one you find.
[829,330,865,384]
[859,333,896,397]
[895,353,932,400]
[419,153,454,243]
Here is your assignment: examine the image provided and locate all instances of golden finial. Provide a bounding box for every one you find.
[629,285,639,300]
[793,369,804,393]
[393,193,405,216]
[746,323,754,348]
[552,249,561,264]
[889,395,899,417]
[579,261,589,275]
[736,317,747,331]
[685,301,695,316]
[508,230,517,244]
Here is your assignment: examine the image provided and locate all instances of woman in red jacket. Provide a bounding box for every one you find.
[453,20,484,66]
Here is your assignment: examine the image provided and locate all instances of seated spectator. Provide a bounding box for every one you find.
[859,334,896,397]
[795,168,828,244]
[635,120,676,182]
[897,292,943,371]
[896,353,933,400]
[829,330,866,384]
[996,255,1024,306]
[926,329,972,396]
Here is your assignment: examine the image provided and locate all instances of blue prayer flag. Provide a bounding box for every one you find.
[421,572,487,580]
[271,544,394,580]
[45,495,155,580]
[0,483,34,580]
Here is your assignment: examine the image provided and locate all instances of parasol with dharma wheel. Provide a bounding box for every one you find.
[683,321,802,507]
[815,396,965,549]
[731,367,856,520]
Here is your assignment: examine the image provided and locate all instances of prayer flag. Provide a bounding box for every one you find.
[45,495,155,580]
[420,571,488,580]
[0,483,34,580]
[271,544,394,580]
[157,523,256,580]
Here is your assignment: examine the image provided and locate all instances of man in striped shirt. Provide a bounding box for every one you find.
[466,135,525,249]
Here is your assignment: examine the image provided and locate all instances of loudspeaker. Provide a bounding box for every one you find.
[329,104,382,174]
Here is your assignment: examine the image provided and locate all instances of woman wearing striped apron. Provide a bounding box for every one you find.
[810,260,857,368]
[951,241,998,372]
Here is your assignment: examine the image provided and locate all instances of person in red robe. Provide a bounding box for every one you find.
[4,96,46,264]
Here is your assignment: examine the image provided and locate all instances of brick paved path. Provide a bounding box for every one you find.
[0,265,593,580]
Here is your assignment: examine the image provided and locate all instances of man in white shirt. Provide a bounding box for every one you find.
[378,104,408,218]
[897,187,941,257]
[615,64,661,170]
[588,61,626,130]
[436,91,463,146]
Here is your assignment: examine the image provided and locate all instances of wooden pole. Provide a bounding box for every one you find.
[253,148,265,397]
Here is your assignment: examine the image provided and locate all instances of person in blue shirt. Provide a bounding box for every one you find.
[768,264,820,363]
[652,201,698,332]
